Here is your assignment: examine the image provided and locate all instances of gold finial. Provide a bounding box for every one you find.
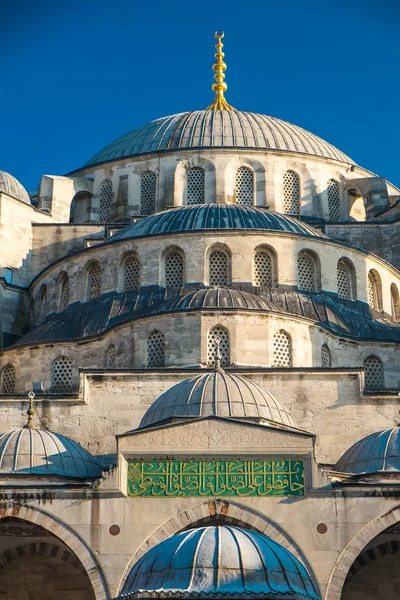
[213,336,225,373]
[206,31,235,111]
[24,391,35,429]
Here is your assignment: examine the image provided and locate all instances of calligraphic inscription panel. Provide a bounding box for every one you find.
[127,460,304,497]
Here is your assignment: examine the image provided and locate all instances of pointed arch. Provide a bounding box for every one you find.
[321,344,331,367]
[163,247,184,288]
[207,325,230,367]
[186,167,205,205]
[51,356,74,393]
[367,269,383,311]
[87,261,102,301]
[253,245,277,287]
[391,283,400,322]
[234,166,254,206]
[327,179,340,222]
[363,355,384,391]
[207,244,231,286]
[283,170,300,214]
[272,330,292,367]
[0,364,16,394]
[146,330,165,367]
[105,344,116,368]
[297,250,320,292]
[121,253,140,292]
[337,258,356,300]
[141,171,156,215]
[58,271,70,311]
[99,179,112,223]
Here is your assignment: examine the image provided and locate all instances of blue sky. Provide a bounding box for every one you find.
[1,0,399,191]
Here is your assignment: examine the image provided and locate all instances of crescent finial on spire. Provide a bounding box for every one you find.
[206,31,235,111]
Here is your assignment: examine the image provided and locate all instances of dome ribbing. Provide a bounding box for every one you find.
[0,171,30,204]
[334,427,400,476]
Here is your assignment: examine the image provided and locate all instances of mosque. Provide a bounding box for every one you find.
[1,30,400,600]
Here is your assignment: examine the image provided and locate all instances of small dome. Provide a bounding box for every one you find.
[119,525,319,599]
[84,110,354,168]
[0,171,30,204]
[0,428,103,479]
[334,427,400,476]
[108,203,326,244]
[139,371,296,429]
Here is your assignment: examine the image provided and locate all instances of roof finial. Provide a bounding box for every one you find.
[213,336,225,373]
[206,31,235,111]
[24,391,35,429]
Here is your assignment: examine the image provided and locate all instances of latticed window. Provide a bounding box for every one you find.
[124,257,140,292]
[88,263,101,300]
[364,356,384,391]
[52,356,73,393]
[99,180,112,223]
[187,167,205,205]
[367,270,381,311]
[328,179,340,222]
[0,364,15,394]
[391,283,400,322]
[60,274,69,310]
[141,171,156,216]
[298,252,316,292]
[105,344,116,368]
[254,251,273,286]
[283,171,300,214]
[207,326,230,367]
[209,250,229,286]
[273,330,292,367]
[337,261,350,300]
[165,252,184,288]
[235,167,254,206]
[147,331,165,367]
[321,344,331,367]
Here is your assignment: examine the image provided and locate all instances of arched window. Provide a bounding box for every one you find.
[39,284,47,321]
[328,179,340,222]
[99,180,112,223]
[391,283,400,322]
[283,170,300,214]
[297,251,318,292]
[186,167,205,205]
[147,331,165,367]
[0,364,15,394]
[88,262,101,300]
[321,344,331,367]
[105,344,116,368]
[209,250,229,286]
[364,355,384,391]
[367,269,382,311]
[4,267,13,284]
[337,259,356,300]
[253,249,275,287]
[207,326,230,367]
[272,330,292,367]
[141,171,156,216]
[69,198,76,222]
[235,166,254,206]
[52,356,73,393]
[124,256,140,292]
[59,273,70,311]
[165,251,184,288]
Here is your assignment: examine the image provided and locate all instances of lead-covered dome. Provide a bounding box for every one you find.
[139,370,296,429]
[118,525,320,599]
[108,203,326,243]
[0,428,103,480]
[84,110,354,168]
[0,171,30,204]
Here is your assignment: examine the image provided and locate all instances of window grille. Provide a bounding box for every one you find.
[0,364,15,394]
[367,274,375,308]
[235,167,254,206]
[52,356,73,393]
[187,168,205,205]
[124,257,140,292]
[337,261,350,300]
[298,253,316,292]
[207,326,230,367]
[273,330,292,367]
[364,356,384,391]
[69,198,76,222]
[391,283,400,322]
[283,171,300,214]
[321,344,331,367]
[89,263,101,300]
[147,331,165,367]
[106,344,116,368]
[141,171,156,216]
[99,180,112,223]
[254,251,273,286]
[328,179,340,222]
[165,252,184,288]
[209,251,229,286]
[60,275,70,310]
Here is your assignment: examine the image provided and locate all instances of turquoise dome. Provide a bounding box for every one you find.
[84,110,354,168]
[334,427,400,476]
[118,525,320,599]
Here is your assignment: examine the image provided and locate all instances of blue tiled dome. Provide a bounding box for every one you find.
[118,526,320,599]
[84,110,354,167]
[108,203,326,243]
[334,427,400,476]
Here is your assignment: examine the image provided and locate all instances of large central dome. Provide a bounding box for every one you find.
[84,110,354,168]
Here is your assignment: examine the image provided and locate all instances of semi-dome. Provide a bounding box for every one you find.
[84,110,354,168]
[0,427,103,480]
[139,370,296,429]
[118,525,320,599]
[108,203,326,243]
[0,171,30,204]
[333,427,400,477]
